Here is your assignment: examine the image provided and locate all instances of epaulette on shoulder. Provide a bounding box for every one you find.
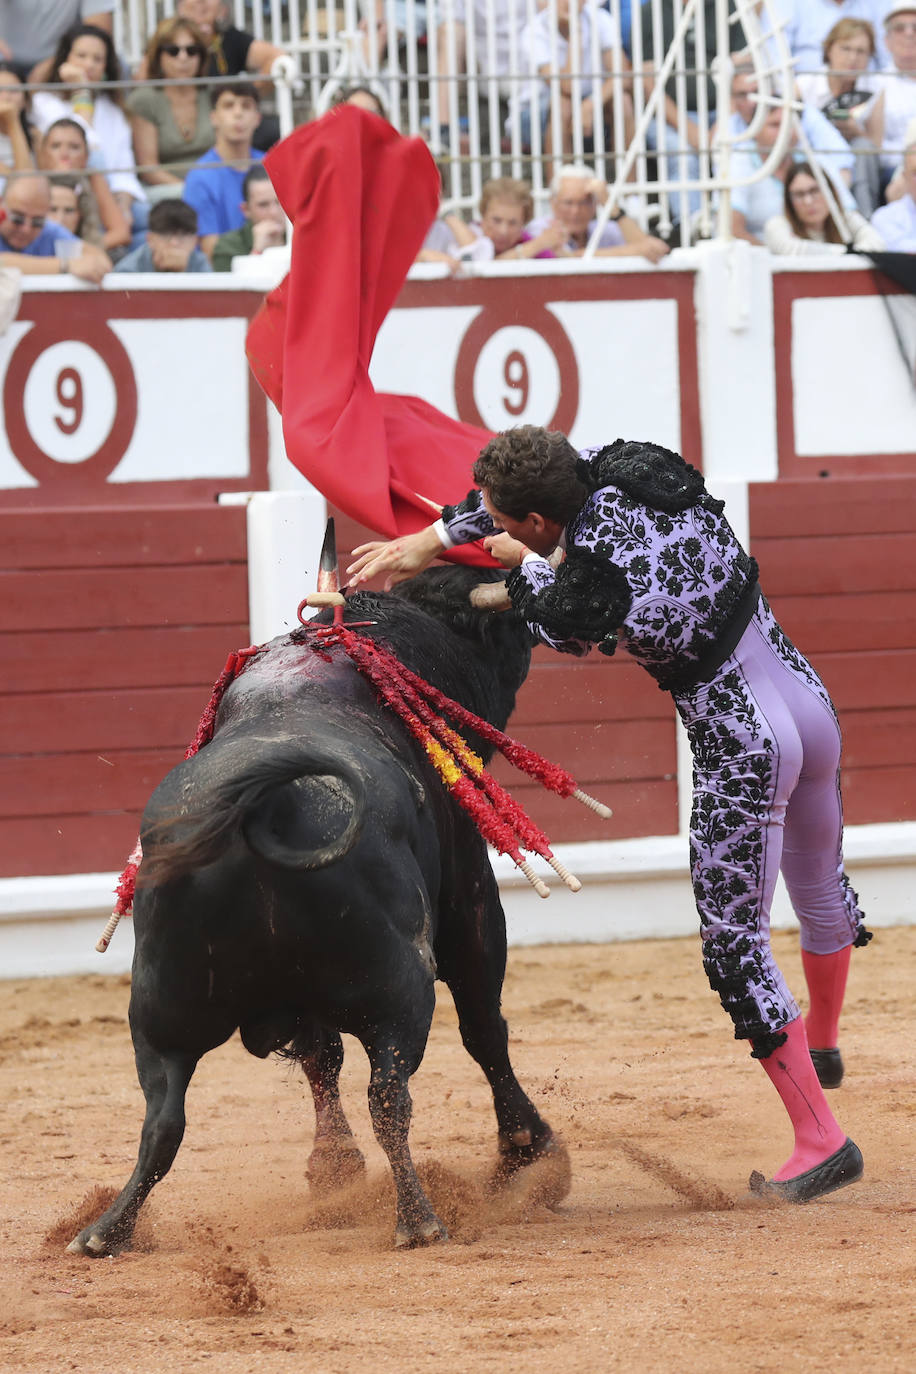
[575,439,720,514]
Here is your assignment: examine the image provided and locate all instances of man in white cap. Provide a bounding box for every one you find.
[871,4,916,189]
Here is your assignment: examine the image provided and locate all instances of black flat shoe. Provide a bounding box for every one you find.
[748,1137,863,1203]
[810,1047,844,1089]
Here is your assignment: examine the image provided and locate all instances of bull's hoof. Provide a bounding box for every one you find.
[393,1216,449,1249]
[66,1228,123,1257]
[306,1138,366,1196]
[491,1129,572,1208]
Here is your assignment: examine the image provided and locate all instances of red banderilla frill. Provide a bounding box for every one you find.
[97,645,261,953]
[100,599,613,951]
[296,606,611,898]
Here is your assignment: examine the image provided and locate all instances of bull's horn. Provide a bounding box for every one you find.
[470,581,512,612]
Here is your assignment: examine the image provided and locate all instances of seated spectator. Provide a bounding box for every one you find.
[1,0,115,84]
[435,178,567,260]
[29,24,147,227]
[0,170,109,278]
[764,160,885,253]
[510,0,634,157]
[330,85,389,119]
[128,18,213,204]
[38,117,130,253]
[431,0,518,143]
[726,66,856,197]
[46,178,82,232]
[211,163,285,270]
[0,64,36,187]
[635,0,746,216]
[171,0,284,152]
[527,164,670,262]
[870,5,916,193]
[783,0,892,78]
[871,130,916,248]
[796,19,882,215]
[113,197,211,272]
[729,107,858,244]
[181,82,264,258]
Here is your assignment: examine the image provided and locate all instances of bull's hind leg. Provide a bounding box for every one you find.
[438,866,567,1192]
[68,1033,197,1256]
[294,1026,366,1194]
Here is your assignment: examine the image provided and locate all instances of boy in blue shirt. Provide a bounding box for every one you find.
[182,82,265,260]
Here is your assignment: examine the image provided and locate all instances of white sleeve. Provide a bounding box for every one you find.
[100,100,146,202]
[849,212,885,251]
[764,215,837,256]
[594,9,620,52]
[522,16,551,70]
[432,518,454,548]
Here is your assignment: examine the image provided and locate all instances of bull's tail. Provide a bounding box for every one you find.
[137,732,366,887]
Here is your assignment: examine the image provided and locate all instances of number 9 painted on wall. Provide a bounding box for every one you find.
[54,367,84,437]
[502,349,529,417]
[4,321,137,486]
[454,306,579,436]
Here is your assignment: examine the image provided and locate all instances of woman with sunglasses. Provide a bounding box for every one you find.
[128,18,213,203]
[764,160,885,255]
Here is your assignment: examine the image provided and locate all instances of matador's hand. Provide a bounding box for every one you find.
[482,532,529,568]
[346,525,446,589]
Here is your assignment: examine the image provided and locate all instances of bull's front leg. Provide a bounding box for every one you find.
[438,862,570,1197]
[297,1026,366,1194]
[364,1034,446,1249]
[68,1034,197,1256]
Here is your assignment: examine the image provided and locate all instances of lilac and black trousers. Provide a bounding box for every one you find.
[675,597,868,1058]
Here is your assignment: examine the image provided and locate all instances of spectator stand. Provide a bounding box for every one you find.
[30,0,893,253]
[96,0,873,245]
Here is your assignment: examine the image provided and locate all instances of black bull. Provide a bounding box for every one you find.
[69,566,569,1254]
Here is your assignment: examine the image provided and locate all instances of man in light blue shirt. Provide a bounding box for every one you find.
[729,107,857,241]
[0,171,109,279]
[182,82,265,259]
[871,143,916,247]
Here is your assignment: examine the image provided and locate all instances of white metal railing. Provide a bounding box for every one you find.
[88,0,892,245]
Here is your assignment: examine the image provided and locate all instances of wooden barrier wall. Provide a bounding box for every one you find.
[3,475,915,882]
[0,505,249,878]
[749,475,916,826]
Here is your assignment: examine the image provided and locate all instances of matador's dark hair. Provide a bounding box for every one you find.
[472,426,587,524]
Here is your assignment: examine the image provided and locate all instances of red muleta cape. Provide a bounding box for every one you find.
[246,105,495,565]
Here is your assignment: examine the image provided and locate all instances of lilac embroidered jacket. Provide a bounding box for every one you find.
[439,458,758,690]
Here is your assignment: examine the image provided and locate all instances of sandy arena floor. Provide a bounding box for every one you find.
[1,926,914,1374]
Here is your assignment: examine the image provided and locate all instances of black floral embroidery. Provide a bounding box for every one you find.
[576,438,712,512]
[440,465,871,1052]
[440,489,493,546]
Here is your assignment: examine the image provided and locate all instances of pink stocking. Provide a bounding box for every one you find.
[802,945,851,1050]
[760,1015,847,1180]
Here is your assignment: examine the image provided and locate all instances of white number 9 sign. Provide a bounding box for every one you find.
[454,305,579,435]
[4,322,137,485]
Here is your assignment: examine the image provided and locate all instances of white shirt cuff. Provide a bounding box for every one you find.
[432,517,454,549]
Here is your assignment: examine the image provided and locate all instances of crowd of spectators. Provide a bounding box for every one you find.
[0,0,285,276]
[2,0,916,276]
